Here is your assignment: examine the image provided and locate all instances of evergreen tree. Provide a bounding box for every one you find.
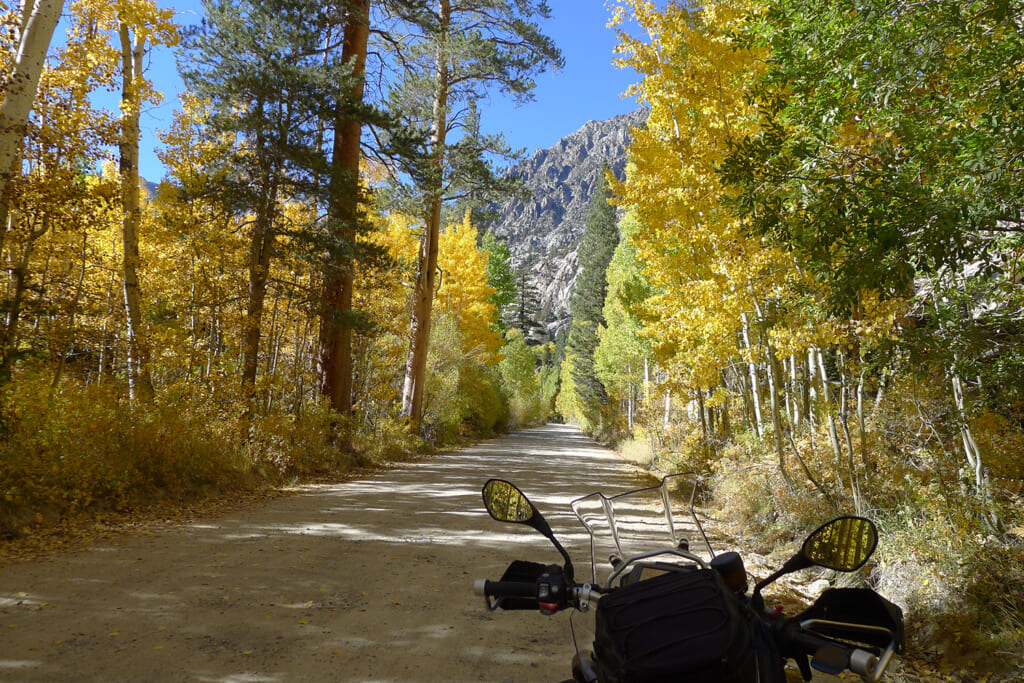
[480,230,516,328]
[180,0,366,413]
[505,268,545,344]
[316,0,377,420]
[385,0,563,431]
[565,162,619,423]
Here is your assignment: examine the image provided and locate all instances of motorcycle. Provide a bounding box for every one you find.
[473,473,905,682]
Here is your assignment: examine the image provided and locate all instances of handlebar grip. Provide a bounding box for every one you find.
[781,623,895,683]
[473,579,537,599]
[850,648,879,677]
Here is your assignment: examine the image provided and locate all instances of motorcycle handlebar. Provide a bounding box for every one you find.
[782,623,894,683]
[473,579,537,600]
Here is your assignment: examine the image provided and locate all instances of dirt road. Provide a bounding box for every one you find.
[0,424,655,682]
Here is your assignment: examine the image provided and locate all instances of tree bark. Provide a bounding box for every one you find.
[740,312,763,438]
[697,388,708,440]
[765,342,789,481]
[0,0,64,241]
[318,0,370,418]
[119,24,155,402]
[242,204,276,412]
[0,213,46,381]
[401,0,450,431]
[816,347,844,467]
[789,354,801,429]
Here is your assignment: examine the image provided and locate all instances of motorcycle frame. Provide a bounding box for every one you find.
[570,472,715,585]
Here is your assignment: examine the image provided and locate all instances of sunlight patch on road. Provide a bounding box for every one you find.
[0,592,42,608]
[0,660,41,670]
[195,674,284,683]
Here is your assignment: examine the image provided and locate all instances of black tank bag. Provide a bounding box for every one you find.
[593,568,759,683]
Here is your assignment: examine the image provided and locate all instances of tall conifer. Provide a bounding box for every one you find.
[385,0,562,432]
[181,0,367,414]
[566,162,619,417]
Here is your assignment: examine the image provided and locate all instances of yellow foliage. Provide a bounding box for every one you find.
[437,213,502,363]
[610,0,906,397]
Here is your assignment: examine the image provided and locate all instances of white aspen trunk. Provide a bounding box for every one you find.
[857,366,869,470]
[188,267,197,380]
[119,25,154,402]
[765,344,788,478]
[697,389,708,439]
[951,374,986,490]
[664,388,671,427]
[875,367,887,410]
[0,0,64,205]
[783,356,794,426]
[790,354,802,429]
[741,312,763,437]
[626,362,634,431]
[627,386,634,431]
[801,353,811,427]
[839,405,862,514]
[837,356,862,512]
[816,347,843,464]
[807,349,817,429]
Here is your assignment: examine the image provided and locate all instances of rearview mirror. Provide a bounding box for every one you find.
[482,479,536,524]
[480,478,575,583]
[802,516,877,572]
[752,516,879,607]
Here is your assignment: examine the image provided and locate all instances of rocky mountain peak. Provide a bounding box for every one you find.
[487,109,646,336]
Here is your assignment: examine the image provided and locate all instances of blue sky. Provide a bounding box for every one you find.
[123,1,644,181]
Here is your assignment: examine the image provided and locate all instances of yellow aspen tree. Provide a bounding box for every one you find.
[352,212,417,412]
[610,0,774,397]
[0,0,121,383]
[113,0,177,401]
[156,95,245,391]
[436,213,502,364]
[0,0,64,231]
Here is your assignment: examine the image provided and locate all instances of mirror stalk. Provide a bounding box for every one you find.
[752,553,812,610]
[753,517,878,611]
[481,479,575,582]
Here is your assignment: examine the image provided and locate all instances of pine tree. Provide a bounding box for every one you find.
[181,0,365,413]
[386,0,563,432]
[316,0,374,420]
[565,162,619,421]
[505,268,544,344]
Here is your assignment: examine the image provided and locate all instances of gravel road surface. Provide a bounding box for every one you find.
[0,425,655,682]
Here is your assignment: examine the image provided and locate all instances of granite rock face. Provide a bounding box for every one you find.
[488,109,646,336]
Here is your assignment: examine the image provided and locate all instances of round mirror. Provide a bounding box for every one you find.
[482,479,535,523]
[802,516,878,572]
